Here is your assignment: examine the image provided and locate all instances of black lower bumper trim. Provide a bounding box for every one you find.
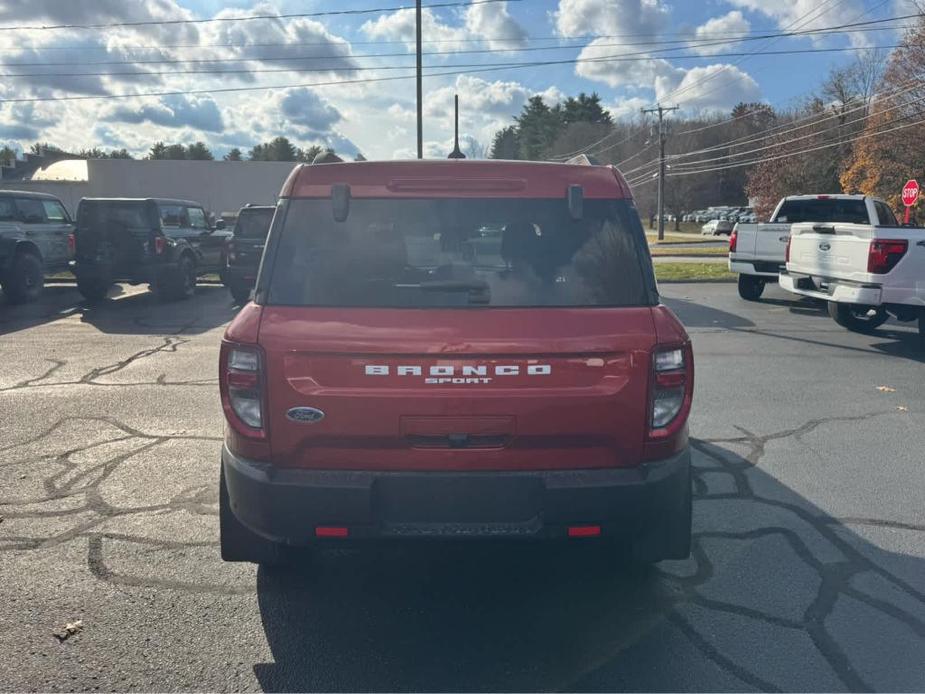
[222,445,691,546]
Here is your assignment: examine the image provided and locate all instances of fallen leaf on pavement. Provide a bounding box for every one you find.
[897,406,909,412]
[877,386,897,393]
[53,620,83,642]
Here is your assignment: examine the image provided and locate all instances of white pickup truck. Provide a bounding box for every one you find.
[729,194,897,301]
[780,218,924,345]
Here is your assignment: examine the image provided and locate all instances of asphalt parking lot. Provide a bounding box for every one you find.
[1,280,924,692]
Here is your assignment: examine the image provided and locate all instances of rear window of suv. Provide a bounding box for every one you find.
[78,201,151,229]
[234,208,274,239]
[774,198,870,224]
[267,197,653,308]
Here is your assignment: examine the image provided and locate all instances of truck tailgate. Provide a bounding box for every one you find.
[788,222,874,283]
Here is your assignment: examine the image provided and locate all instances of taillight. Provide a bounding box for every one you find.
[220,342,265,438]
[67,233,76,258]
[729,229,738,253]
[226,240,236,263]
[785,235,792,264]
[867,239,907,274]
[151,235,166,255]
[650,345,692,436]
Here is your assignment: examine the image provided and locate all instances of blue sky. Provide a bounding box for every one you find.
[0,0,908,159]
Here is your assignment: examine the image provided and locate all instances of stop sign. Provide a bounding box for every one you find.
[902,179,919,207]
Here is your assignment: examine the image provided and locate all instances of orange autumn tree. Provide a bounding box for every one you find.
[841,15,925,213]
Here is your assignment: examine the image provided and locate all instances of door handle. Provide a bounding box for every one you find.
[917,240,925,247]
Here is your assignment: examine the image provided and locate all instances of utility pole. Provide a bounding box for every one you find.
[641,103,678,241]
[415,0,423,159]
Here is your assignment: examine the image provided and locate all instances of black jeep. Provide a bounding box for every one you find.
[72,198,230,302]
[223,204,275,304]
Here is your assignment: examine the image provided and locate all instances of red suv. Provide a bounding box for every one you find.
[219,159,693,565]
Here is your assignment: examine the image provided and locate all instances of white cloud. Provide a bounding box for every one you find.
[465,1,528,50]
[656,64,761,112]
[606,97,650,121]
[104,95,224,132]
[574,38,674,88]
[361,7,466,46]
[692,11,751,55]
[553,0,667,38]
[423,75,563,144]
[725,0,870,46]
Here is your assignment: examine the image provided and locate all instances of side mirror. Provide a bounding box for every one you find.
[214,219,226,230]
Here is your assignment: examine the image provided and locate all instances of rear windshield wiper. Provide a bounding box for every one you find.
[394,280,489,292]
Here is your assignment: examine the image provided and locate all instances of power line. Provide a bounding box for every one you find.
[0,0,519,32]
[1,13,915,58]
[557,1,852,162]
[663,112,925,178]
[666,75,925,164]
[0,43,906,83]
[3,15,917,68]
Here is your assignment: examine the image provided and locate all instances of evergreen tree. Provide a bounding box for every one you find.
[489,126,520,159]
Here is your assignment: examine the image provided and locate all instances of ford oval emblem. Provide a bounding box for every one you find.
[819,242,831,251]
[286,407,325,423]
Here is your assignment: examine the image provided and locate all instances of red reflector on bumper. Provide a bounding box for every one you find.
[315,526,349,538]
[568,525,601,538]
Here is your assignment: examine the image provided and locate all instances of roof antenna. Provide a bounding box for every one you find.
[448,93,466,159]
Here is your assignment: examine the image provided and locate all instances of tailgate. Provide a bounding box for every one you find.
[753,223,790,263]
[788,223,873,281]
[259,307,657,472]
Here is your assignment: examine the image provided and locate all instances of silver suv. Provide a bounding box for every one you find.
[0,191,73,303]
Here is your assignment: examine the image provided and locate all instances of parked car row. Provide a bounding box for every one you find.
[684,206,757,226]
[729,193,924,346]
[0,189,276,306]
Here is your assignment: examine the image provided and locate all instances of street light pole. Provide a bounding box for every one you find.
[641,103,678,241]
[416,0,423,159]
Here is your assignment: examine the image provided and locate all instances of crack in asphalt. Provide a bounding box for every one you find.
[0,336,218,393]
[1,408,923,691]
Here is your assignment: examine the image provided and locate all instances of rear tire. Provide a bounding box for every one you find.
[827,302,889,333]
[2,252,44,304]
[737,274,765,301]
[917,311,925,351]
[219,466,289,566]
[228,281,252,305]
[77,275,112,303]
[156,255,196,301]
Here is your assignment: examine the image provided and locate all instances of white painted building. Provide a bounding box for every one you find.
[0,158,298,217]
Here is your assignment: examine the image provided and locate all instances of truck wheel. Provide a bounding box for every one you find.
[228,281,252,305]
[77,276,112,303]
[827,302,889,333]
[917,312,925,351]
[219,466,289,566]
[2,252,44,304]
[156,255,196,301]
[737,274,765,301]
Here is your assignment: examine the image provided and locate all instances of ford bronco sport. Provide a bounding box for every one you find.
[0,190,74,304]
[219,159,694,565]
[72,197,230,302]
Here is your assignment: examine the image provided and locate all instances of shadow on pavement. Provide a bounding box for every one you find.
[661,297,754,329]
[253,440,925,692]
[0,282,236,336]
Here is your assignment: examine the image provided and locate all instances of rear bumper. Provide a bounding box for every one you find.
[729,258,782,277]
[222,445,691,545]
[779,271,882,305]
